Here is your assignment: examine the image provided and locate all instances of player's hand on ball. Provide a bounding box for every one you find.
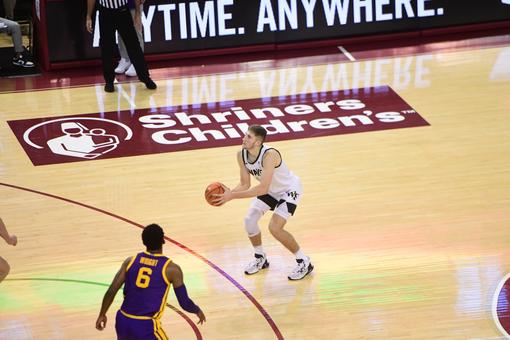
[213,184,231,205]
[205,182,226,206]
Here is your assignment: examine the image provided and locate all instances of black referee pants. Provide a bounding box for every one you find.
[98,6,150,84]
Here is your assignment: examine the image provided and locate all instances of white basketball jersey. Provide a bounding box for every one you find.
[242,145,297,196]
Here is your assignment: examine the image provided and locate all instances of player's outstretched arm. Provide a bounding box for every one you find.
[96,257,131,331]
[166,262,206,325]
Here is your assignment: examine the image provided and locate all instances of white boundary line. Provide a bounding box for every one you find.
[338,45,356,61]
[120,85,137,108]
[492,272,510,339]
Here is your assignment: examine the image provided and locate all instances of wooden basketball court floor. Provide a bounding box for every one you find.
[0,34,509,340]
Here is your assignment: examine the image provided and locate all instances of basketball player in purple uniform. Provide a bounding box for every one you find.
[95,224,205,339]
[0,217,17,283]
[214,125,314,280]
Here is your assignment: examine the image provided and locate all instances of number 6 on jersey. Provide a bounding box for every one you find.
[135,267,152,288]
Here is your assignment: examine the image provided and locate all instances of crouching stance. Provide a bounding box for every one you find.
[214,125,314,281]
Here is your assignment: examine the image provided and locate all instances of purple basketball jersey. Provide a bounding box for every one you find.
[121,252,172,318]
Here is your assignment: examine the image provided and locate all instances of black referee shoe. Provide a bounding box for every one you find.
[144,79,157,90]
[104,83,115,93]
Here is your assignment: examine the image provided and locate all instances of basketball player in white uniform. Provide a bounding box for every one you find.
[214,125,313,280]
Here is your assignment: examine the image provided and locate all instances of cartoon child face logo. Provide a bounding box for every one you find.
[23,118,133,160]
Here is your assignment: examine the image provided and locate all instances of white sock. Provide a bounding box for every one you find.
[294,249,307,261]
[254,245,264,256]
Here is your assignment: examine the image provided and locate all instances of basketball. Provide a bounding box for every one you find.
[204,182,225,206]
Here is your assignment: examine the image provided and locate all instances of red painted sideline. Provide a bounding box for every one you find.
[0,182,284,340]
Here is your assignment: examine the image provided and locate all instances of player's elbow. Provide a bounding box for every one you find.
[105,285,120,299]
[239,180,250,190]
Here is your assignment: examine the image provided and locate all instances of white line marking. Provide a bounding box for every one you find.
[119,85,137,108]
[338,45,356,61]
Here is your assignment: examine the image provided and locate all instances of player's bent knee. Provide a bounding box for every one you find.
[244,208,264,237]
[268,222,282,236]
[268,214,288,235]
[244,218,261,237]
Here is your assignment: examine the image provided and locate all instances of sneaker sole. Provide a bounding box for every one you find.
[288,263,314,281]
[244,261,269,275]
[13,63,35,68]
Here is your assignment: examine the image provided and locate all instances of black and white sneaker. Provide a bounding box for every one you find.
[288,257,314,280]
[12,55,34,68]
[244,253,269,275]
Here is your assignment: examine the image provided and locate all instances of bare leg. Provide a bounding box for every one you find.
[268,214,299,253]
[244,231,268,275]
[248,233,262,247]
[0,256,10,283]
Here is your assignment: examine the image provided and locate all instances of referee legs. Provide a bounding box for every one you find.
[98,7,118,90]
[116,9,154,87]
[98,6,156,92]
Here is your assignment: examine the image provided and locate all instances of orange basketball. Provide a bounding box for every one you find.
[204,182,225,206]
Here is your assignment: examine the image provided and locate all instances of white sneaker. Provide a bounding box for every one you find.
[125,64,137,77]
[115,59,131,74]
[244,253,269,275]
[288,257,314,280]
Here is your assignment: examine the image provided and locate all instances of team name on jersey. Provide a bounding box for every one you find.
[249,169,262,177]
[140,257,159,267]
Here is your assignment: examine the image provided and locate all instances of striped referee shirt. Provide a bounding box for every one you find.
[98,0,128,9]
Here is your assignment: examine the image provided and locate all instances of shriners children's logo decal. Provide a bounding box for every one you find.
[9,86,429,166]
